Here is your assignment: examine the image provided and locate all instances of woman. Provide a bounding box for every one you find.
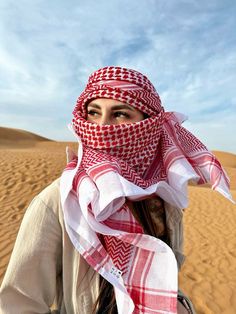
[0,66,232,313]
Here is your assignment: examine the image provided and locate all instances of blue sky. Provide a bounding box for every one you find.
[0,0,235,153]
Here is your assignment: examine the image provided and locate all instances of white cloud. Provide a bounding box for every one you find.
[184,114,236,154]
[0,0,235,152]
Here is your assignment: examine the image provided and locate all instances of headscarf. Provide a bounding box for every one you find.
[60,66,232,313]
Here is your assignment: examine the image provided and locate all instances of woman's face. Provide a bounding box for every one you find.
[86,98,145,125]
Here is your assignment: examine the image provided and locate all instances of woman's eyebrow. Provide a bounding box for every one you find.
[87,103,101,109]
[111,104,135,111]
[87,103,135,111]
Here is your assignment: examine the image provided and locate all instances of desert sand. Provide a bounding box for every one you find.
[0,127,235,313]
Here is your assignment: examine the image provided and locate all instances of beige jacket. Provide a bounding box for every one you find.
[0,179,184,314]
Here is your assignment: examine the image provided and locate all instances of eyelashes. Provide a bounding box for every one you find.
[87,109,131,119]
[87,110,98,116]
[113,111,130,118]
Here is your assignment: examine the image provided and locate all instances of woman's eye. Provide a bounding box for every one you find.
[87,110,99,116]
[114,111,130,118]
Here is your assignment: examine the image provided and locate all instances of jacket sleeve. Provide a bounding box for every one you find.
[0,195,62,314]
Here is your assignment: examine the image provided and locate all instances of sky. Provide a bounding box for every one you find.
[0,0,235,153]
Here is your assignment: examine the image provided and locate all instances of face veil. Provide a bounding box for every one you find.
[60,66,233,313]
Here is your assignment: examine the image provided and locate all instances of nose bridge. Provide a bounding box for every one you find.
[99,110,111,125]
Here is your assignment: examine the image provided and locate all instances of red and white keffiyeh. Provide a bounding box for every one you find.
[60,66,232,313]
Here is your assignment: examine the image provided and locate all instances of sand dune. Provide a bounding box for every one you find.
[0,126,52,148]
[0,127,236,313]
[213,151,236,168]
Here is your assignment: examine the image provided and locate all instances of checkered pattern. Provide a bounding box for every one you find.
[60,66,232,314]
[73,66,162,119]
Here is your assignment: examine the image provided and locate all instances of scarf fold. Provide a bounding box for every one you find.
[60,66,233,314]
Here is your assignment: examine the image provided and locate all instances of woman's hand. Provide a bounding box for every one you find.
[66,146,77,163]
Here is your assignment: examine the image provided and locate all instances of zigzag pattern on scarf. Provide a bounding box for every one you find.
[104,235,133,274]
[128,89,159,113]
[174,123,207,154]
